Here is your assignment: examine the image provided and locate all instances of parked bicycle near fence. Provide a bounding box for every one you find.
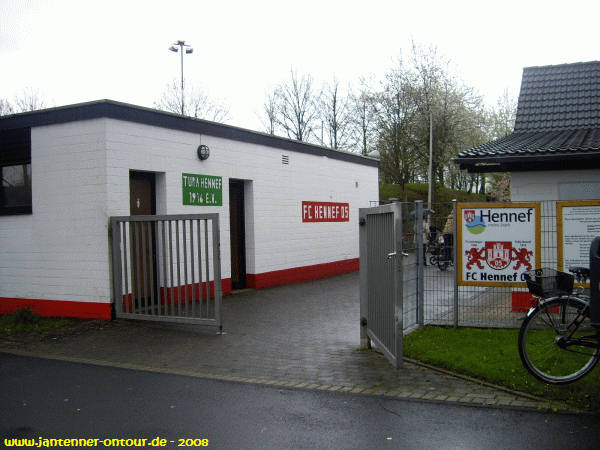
[518,237,600,384]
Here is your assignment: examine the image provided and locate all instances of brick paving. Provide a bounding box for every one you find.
[0,272,569,412]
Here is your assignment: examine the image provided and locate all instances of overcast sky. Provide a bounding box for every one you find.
[1,0,599,131]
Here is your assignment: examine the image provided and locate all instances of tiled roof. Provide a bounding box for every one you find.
[458,128,600,158]
[515,61,600,131]
[455,61,600,172]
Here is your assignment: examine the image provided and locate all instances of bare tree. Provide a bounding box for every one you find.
[318,78,353,150]
[262,91,278,135]
[155,79,229,122]
[1,88,50,115]
[269,69,320,142]
[348,86,377,155]
[0,99,14,116]
[13,87,48,112]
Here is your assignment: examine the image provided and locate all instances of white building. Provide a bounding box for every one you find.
[0,100,379,319]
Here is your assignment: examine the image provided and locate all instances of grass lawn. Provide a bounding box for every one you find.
[403,326,600,412]
[0,308,73,335]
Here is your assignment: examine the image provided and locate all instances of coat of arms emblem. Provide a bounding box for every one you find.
[485,241,512,270]
[464,209,475,223]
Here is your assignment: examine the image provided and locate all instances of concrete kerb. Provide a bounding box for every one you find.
[0,347,575,414]
[402,356,574,413]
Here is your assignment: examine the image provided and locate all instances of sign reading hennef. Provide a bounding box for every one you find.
[457,203,541,287]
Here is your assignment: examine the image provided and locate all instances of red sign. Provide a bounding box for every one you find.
[464,209,475,223]
[302,201,349,222]
[485,241,512,270]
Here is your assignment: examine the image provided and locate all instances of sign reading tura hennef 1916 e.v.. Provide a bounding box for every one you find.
[182,173,223,206]
[457,203,541,287]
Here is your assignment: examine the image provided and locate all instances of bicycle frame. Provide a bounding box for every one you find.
[529,297,600,350]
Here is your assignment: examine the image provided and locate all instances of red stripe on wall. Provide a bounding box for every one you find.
[0,298,112,319]
[1,280,233,320]
[246,258,359,289]
[1,262,356,320]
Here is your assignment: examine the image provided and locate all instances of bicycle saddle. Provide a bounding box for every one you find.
[568,266,590,281]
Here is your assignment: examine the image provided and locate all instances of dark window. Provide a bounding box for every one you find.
[0,128,32,215]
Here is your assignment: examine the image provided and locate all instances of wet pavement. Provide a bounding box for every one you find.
[0,272,569,412]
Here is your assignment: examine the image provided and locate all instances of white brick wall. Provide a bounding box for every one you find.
[1,117,378,305]
[105,119,378,278]
[0,119,109,303]
[511,170,600,201]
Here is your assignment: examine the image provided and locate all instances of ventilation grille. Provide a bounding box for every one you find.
[282,155,289,165]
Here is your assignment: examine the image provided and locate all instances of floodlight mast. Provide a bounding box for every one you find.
[169,40,193,115]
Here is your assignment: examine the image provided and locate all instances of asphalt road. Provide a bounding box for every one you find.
[1,353,599,449]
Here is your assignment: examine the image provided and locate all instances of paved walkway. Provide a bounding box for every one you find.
[0,273,567,411]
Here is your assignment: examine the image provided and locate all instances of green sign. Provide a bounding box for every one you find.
[182,173,222,206]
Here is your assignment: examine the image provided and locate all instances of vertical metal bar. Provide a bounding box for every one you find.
[110,218,123,316]
[160,220,168,316]
[392,202,403,369]
[156,221,163,315]
[168,220,175,316]
[204,219,211,317]
[141,221,149,315]
[190,219,196,316]
[415,200,424,326]
[175,220,182,315]
[212,215,222,331]
[134,222,142,315]
[148,221,156,315]
[183,219,189,315]
[122,221,129,314]
[452,199,459,328]
[359,208,370,349]
[197,218,204,317]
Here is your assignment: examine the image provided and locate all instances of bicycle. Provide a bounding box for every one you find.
[518,266,600,384]
[428,232,453,271]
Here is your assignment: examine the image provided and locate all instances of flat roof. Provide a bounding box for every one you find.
[0,99,379,168]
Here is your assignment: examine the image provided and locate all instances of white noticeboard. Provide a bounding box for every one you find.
[557,200,600,283]
[457,203,541,287]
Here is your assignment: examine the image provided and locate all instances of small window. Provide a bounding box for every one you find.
[1,163,32,213]
[0,128,32,215]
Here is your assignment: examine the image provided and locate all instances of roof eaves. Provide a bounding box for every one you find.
[0,100,379,168]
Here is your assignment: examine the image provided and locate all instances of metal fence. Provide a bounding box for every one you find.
[110,214,222,329]
[393,199,565,330]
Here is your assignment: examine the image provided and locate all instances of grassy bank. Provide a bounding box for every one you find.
[404,326,600,412]
[0,308,73,335]
[380,183,486,204]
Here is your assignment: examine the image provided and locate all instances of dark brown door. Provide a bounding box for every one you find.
[229,179,246,289]
[130,172,155,215]
[129,172,156,306]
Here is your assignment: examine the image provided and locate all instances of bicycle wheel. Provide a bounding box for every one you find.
[518,296,600,384]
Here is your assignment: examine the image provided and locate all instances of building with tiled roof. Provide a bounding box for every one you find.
[454,61,600,200]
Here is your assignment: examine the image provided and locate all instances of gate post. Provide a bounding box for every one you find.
[110,218,123,316]
[415,200,424,326]
[359,210,371,349]
[452,199,459,328]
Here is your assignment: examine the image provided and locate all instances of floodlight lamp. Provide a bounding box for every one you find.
[169,46,178,52]
[186,48,193,54]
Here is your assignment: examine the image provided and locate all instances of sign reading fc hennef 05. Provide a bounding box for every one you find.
[457,203,541,287]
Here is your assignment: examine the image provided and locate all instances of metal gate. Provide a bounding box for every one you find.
[110,214,222,330]
[359,203,405,368]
